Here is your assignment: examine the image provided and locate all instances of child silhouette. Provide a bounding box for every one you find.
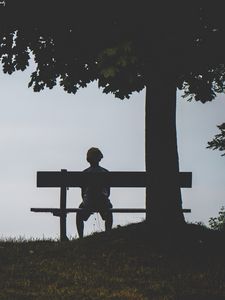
[76,148,113,238]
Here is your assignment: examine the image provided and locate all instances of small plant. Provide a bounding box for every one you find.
[208,206,225,231]
[194,221,207,228]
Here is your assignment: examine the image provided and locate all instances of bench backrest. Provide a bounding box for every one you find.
[37,170,192,188]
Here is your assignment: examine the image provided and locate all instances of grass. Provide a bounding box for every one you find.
[0,222,224,300]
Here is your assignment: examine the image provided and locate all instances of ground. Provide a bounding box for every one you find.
[0,222,224,300]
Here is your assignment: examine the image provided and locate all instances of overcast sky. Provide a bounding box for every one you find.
[0,63,224,239]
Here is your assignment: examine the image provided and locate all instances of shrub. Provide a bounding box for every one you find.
[208,206,225,231]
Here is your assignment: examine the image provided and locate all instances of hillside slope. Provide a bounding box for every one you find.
[0,222,224,300]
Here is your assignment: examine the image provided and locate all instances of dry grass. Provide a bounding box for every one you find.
[0,222,224,300]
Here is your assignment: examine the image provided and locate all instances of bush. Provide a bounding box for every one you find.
[208,206,225,231]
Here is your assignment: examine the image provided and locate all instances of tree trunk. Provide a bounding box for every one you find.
[145,77,185,229]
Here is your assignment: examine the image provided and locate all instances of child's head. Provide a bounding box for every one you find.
[86,147,103,165]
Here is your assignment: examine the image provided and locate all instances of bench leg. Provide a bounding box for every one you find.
[60,214,68,241]
[60,181,68,241]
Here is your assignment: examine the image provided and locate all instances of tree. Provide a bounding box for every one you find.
[207,123,225,156]
[1,1,225,228]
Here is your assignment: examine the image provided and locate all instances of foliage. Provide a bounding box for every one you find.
[208,206,225,231]
[0,222,224,300]
[0,2,225,103]
[207,123,225,156]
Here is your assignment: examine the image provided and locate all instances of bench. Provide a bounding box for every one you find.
[31,169,192,241]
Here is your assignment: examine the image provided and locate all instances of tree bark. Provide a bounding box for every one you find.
[145,77,185,229]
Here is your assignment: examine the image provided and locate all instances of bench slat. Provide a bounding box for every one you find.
[31,208,191,213]
[37,171,192,188]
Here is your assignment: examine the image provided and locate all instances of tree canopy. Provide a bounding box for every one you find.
[0,1,225,102]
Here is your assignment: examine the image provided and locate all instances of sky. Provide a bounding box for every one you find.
[0,63,224,240]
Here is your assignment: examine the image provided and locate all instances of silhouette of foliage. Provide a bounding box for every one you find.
[209,206,225,231]
[207,123,225,156]
[0,2,225,101]
[208,206,225,231]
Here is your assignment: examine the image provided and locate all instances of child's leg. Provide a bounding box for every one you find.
[76,211,84,238]
[103,211,113,231]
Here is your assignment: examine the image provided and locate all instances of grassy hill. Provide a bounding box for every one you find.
[0,222,224,300]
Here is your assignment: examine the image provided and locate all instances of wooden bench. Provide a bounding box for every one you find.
[31,169,192,241]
